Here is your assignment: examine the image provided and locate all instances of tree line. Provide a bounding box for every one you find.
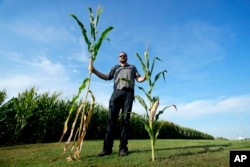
[0,87,214,145]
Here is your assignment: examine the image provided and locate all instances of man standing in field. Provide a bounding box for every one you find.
[89,51,146,156]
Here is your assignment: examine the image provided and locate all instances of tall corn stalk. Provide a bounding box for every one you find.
[133,48,177,161]
[54,6,113,161]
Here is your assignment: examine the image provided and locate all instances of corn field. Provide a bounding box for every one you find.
[0,87,214,146]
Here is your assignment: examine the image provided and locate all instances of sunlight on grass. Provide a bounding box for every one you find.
[1,139,250,167]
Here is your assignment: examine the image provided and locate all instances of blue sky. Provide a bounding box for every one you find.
[1,0,250,139]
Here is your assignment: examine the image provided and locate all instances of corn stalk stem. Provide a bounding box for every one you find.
[149,120,155,161]
[151,138,155,161]
[76,73,92,150]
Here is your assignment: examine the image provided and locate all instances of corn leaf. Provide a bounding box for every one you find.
[136,53,147,74]
[150,57,161,75]
[85,90,95,124]
[71,78,90,106]
[154,122,164,144]
[88,7,96,41]
[151,70,168,89]
[137,86,152,102]
[60,117,69,142]
[134,95,148,116]
[70,14,91,49]
[93,26,114,60]
[95,6,103,29]
[144,49,150,70]
[155,105,177,121]
[144,122,154,139]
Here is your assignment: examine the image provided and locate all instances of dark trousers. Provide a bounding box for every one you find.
[103,89,134,152]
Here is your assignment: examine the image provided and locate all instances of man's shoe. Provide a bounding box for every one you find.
[98,150,112,157]
[119,149,128,156]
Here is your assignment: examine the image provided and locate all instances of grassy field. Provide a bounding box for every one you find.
[0,139,250,167]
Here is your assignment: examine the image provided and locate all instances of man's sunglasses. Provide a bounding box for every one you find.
[119,55,127,58]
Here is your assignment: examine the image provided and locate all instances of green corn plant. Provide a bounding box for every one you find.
[133,48,177,161]
[0,89,7,106]
[12,87,38,143]
[54,6,113,161]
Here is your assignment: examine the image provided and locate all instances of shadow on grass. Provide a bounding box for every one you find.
[129,143,233,160]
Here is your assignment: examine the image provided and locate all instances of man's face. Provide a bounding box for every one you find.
[119,53,127,64]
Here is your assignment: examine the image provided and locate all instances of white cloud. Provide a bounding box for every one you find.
[5,49,66,75]
[28,56,65,75]
[165,95,250,119]
[0,50,76,99]
[1,75,36,89]
[0,72,74,99]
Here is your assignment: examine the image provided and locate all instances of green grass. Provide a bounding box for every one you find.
[0,139,250,167]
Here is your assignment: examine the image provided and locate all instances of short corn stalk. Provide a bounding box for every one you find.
[53,6,113,161]
[134,48,177,161]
